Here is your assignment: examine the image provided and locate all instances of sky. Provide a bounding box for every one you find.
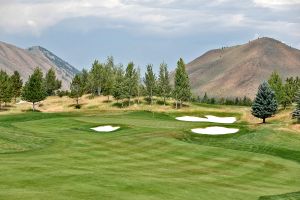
[0,0,299,72]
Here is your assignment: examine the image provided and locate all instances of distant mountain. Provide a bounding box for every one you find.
[186,37,300,99]
[0,41,79,90]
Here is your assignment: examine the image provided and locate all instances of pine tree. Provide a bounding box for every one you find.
[251,81,278,123]
[69,74,84,107]
[22,68,47,111]
[10,71,23,103]
[144,64,156,105]
[173,58,191,108]
[292,90,300,123]
[158,62,171,105]
[124,62,138,106]
[268,71,283,104]
[0,71,12,109]
[202,92,209,103]
[45,68,61,96]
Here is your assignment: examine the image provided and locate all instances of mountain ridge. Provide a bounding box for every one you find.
[0,41,78,90]
[186,37,300,99]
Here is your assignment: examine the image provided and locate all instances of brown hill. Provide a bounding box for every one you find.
[187,37,300,99]
[0,41,79,90]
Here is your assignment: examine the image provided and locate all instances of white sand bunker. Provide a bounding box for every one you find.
[191,126,239,135]
[91,125,120,132]
[176,115,236,124]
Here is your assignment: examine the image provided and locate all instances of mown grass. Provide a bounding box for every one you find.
[0,106,300,200]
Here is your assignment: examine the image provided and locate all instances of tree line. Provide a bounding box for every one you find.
[195,93,253,106]
[69,57,191,109]
[0,68,61,111]
[1,59,300,124]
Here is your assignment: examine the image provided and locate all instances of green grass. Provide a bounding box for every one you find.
[0,110,300,200]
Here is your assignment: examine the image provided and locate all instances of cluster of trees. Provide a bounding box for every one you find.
[292,91,300,122]
[254,71,300,124]
[70,57,191,108]
[268,71,300,109]
[0,68,61,111]
[22,68,62,111]
[0,71,23,109]
[196,93,252,106]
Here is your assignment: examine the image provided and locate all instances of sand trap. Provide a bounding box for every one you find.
[176,115,236,124]
[191,126,239,135]
[91,125,120,132]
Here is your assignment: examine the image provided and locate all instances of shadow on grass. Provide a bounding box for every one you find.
[258,191,300,200]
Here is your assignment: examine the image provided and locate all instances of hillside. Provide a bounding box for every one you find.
[0,41,79,90]
[187,37,300,98]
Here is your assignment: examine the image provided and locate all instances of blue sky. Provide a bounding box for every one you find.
[0,0,299,73]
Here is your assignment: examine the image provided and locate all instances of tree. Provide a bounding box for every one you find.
[22,68,47,111]
[202,92,209,103]
[251,81,278,123]
[136,67,142,104]
[0,71,12,109]
[112,65,126,106]
[124,62,138,106]
[144,64,156,105]
[44,68,61,96]
[103,57,115,101]
[10,71,23,103]
[89,60,104,96]
[268,71,283,104]
[281,82,293,109]
[173,58,191,108]
[158,62,171,105]
[292,90,300,123]
[69,74,84,107]
[80,69,89,94]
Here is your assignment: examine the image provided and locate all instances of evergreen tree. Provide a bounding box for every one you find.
[202,92,209,103]
[45,68,61,96]
[158,62,171,105]
[10,71,23,103]
[69,74,84,107]
[0,71,12,109]
[124,62,138,106]
[251,81,278,123]
[292,90,300,122]
[268,71,283,104]
[22,68,47,111]
[173,58,191,108]
[89,60,104,96]
[144,64,156,105]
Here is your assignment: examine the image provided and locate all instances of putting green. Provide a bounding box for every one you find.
[0,111,299,200]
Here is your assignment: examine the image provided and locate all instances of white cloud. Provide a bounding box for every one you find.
[254,0,300,8]
[0,0,298,41]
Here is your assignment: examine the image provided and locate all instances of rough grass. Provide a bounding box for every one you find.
[0,104,300,200]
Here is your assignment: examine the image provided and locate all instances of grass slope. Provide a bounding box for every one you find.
[0,107,300,200]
